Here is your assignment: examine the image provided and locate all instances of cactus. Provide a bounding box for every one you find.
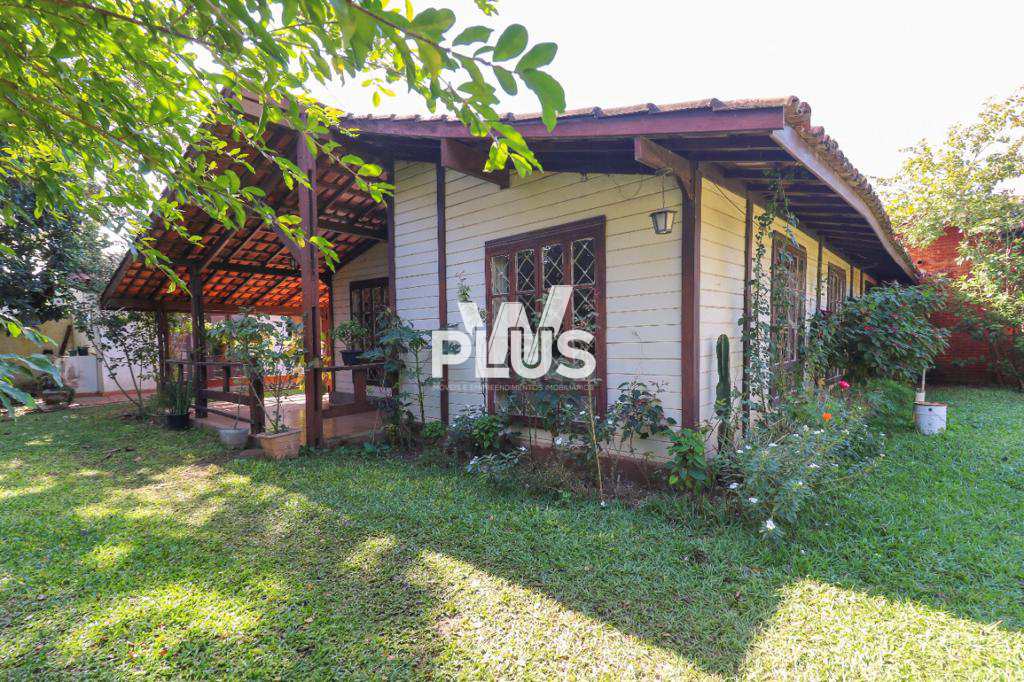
[715,334,733,450]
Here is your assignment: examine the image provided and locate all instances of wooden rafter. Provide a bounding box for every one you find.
[440,139,509,188]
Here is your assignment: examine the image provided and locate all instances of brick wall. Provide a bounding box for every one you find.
[905,226,992,385]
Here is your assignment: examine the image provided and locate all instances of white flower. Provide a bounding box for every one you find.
[553,436,566,446]
[808,462,820,469]
[748,496,759,504]
[764,518,776,531]
[728,482,739,490]
[768,443,778,448]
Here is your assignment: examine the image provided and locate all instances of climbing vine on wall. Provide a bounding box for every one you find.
[741,170,801,424]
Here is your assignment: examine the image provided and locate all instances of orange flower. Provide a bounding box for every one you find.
[822,412,833,422]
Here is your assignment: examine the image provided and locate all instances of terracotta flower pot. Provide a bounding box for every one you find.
[256,429,302,460]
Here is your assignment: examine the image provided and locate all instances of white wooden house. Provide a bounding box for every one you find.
[102,96,916,456]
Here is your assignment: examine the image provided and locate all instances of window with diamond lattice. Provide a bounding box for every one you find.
[349,277,389,386]
[825,264,846,313]
[771,233,807,374]
[484,217,606,416]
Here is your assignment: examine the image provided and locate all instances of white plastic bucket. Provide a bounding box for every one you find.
[914,402,947,435]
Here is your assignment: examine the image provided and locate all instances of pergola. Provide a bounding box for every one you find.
[100,100,419,446]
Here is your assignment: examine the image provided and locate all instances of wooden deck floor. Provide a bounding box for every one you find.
[194,393,380,445]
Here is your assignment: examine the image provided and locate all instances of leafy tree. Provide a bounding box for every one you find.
[0,183,109,323]
[0,0,565,288]
[76,303,159,417]
[881,87,1024,331]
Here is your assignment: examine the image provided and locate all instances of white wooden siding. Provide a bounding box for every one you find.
[379,164,871,460]
[429,168,685,456]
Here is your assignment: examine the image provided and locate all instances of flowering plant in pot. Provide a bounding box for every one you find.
[330,319,370,366]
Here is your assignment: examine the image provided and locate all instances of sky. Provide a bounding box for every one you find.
[309,0,1024,181]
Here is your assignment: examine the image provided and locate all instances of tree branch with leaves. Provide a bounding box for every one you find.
[0,0,564,292]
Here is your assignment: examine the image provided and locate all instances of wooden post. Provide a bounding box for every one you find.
[849,262,855,298]
[188,263,207,418]
[250,371,265,435]
[679,165,702,428]
[296,129,324,448]
[155,308,169,391]
[385,159,397,312]
[325,281,336,393]
[353,367,368,406]
[436,163,449,425]
[815,237,824,313]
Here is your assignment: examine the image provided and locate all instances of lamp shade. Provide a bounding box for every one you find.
[649,208,676,235]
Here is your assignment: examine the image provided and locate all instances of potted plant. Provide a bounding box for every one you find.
[211,313,304,459]
[161,380,192,430]
[331,319,370,366]
[37,374,73,407]
[253,319,304,459]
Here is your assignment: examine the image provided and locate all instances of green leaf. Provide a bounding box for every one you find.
[0,382,35,408]
[519,69,564,130]
[412,8,456,38]
[453,25,493,46]
[515,42,557,72]
[493,66,517,96]
[282,0,298,26]
[492,24,528,61]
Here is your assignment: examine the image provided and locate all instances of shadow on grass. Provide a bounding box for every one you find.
[0,387,1021,677]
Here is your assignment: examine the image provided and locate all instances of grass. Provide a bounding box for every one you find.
[0,386,1021,679]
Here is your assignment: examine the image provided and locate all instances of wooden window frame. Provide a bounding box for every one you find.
[770,232,808,374]
[825,263,846,313]
[349,276,389,386]
[483,216,607,417]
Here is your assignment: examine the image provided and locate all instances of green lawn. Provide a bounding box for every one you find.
[0,387,1022,679]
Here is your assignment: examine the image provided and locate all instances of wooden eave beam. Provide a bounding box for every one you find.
[440,139,509,188]
[769,126,917,282]
[633,136,694,199]
[317,222,387,241]
[337,105,786,139]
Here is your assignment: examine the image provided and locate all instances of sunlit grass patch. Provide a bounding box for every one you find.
[0,391,1021,678]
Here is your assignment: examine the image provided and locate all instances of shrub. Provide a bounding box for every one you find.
[666,427,710,493]
[807,284,948,383]
[722,383,887,538]
[465,449,524,485]
[421,420,446,445]
[445,407,512,461]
